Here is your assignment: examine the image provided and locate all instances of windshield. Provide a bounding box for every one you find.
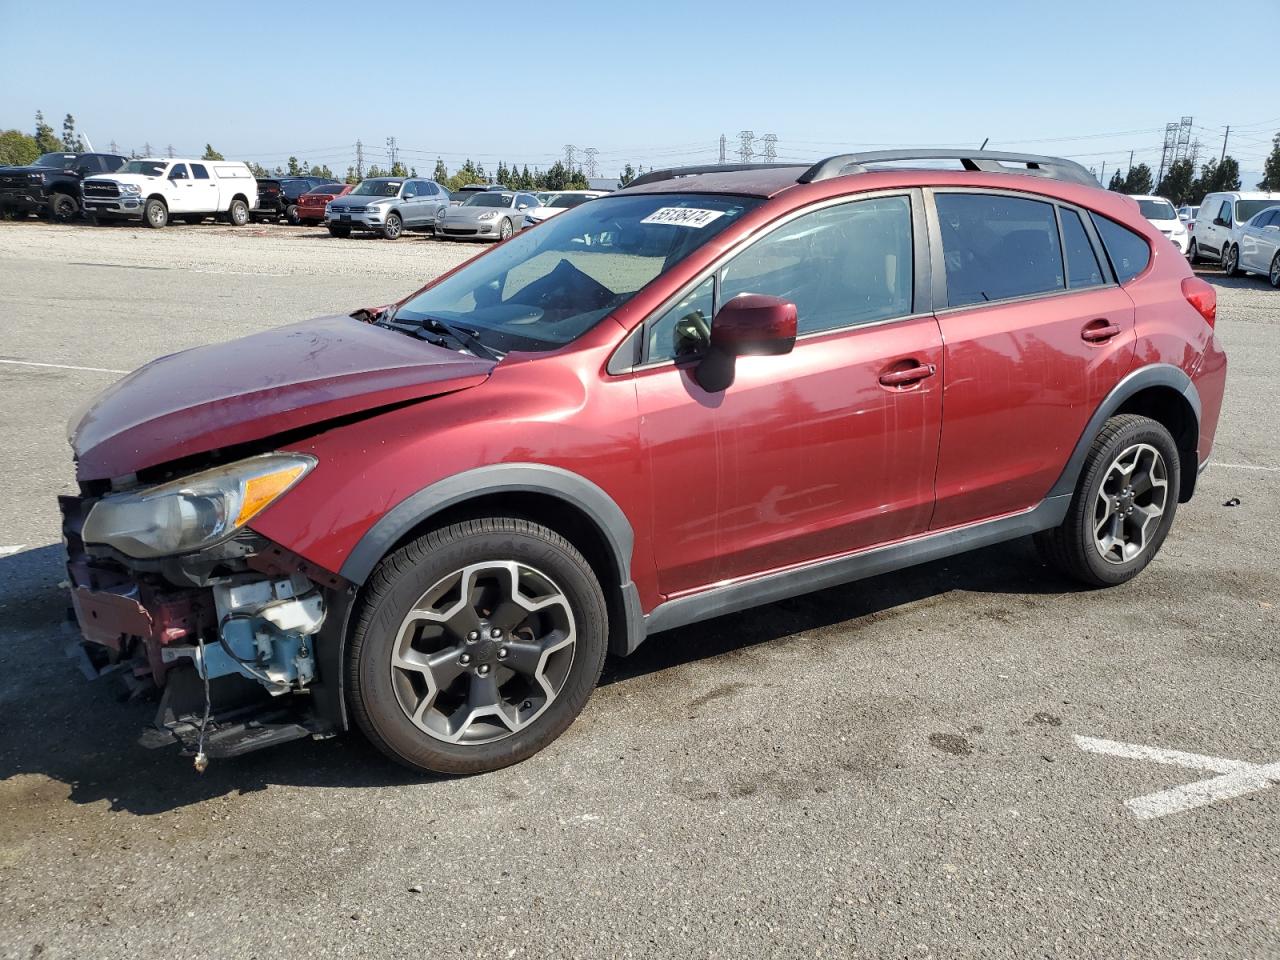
[35,153,77,170]
[547,193,595,209]
[1237,199,1280,222]
[352,180,401,197]
[463,192,514,208]
[394,193,761,353]
[121,160,167,176]
[1137,199,1177,220]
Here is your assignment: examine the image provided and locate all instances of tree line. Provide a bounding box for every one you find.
[1106,134,1280,203]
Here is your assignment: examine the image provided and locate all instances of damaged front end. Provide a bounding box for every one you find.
[60,455,352,769]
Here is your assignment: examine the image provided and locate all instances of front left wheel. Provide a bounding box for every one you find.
[1223,243,1241,277]
[347,518,608,775]
[48,192,79,223]
[1270,252,1280,289]
[382,212,403,240]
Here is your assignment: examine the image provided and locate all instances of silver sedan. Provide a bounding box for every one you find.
[1230,205,1280,287]
[437,190,541,241]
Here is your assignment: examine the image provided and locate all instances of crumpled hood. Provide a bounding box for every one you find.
[70,314,495,480]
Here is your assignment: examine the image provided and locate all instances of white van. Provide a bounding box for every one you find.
[81,158,258,228]
[1191,191,1280,265]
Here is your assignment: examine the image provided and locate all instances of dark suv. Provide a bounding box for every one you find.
[62,150,1227,775]
[0,151,127,221]
[254,176,342,224]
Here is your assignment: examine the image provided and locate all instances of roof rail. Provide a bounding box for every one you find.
[624,163,796,189]
[798,150,1098,187]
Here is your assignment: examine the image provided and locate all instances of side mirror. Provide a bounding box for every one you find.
[695,293,797,392]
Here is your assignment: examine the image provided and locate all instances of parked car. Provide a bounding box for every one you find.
[325,177,449,239]
[81,158,258,228]
[1222,203,1280,285]
[255,176,342,225]
[437,189,540,240]
[448,184,508,206]
[1191,191,1280,265]
[1177,204,1199,223]
[0,151,127,222]
[1129,194,1189,255]
[296,182,353,224]
[521,189,609,225]
[60,150,1226,775]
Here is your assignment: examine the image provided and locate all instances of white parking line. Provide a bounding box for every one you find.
[1214,462,1280,473]
[1075,734,1280,819]
[0,545,26,558]
[0,359,129,375]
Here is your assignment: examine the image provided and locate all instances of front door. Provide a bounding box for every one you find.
[166,163,194,213]
[636,193,944,597]
[928,191,1137,529]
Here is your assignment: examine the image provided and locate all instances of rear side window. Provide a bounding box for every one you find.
[1089,212,1151,284]
[936,193,1064,307]
[1059,208,1105,289]
[191,163,209,179]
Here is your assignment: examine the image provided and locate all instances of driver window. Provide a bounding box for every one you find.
[648,276,715,362]
[403,181,418,198]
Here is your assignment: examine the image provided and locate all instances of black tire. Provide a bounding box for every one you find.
[347,518,608,775]
[327,224,350,238]
[228,198,249,226]
[1269,252,1280,289]
[1188,239,1200,265]
[143,198,168,229]
[48,192,79,223]
[1034,414,1181,588]
[285,203,301,225]
[1222,243,1241,277]
[382,212,403,240]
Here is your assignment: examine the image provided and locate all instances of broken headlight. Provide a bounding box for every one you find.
[82,453,315,559]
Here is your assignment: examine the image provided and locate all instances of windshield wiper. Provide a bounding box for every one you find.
[413,317,504,361]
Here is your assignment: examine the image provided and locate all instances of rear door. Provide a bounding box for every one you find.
[188,163,218,212]
[635,191,943,594]
[927,190,1137,529]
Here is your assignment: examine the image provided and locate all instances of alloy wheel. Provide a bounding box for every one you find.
[1270,253,1280,288]
[385,214,402,239]
[390,560,576,744]
[51,195,77,222]
[1093,443,1168,564]
[1224,245,1238,274]
[500,218,513,240]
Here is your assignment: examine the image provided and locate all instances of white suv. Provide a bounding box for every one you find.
[1129,195,1189,255]
[81,158,258,228]
[1192,191,1280,266]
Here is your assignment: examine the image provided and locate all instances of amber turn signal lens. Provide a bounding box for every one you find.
[236,464,307,527]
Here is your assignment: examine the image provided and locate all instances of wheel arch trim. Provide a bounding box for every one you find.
[1047,362,1201,501]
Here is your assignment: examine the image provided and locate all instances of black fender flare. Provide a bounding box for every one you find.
[1047,362,1201,502]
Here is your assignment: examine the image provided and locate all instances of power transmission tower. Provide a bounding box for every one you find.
[1157,122,1178,187]
[386,137,398,170]
[1174,116,1193,164]
[355,140,365,178]
[166,144,175,158]
[143,142,152,156]
[563,144,576,170]
[738,130,754,163]
[719,133,727,164]
[583,147,599,178]
[109,140,119,154]
[761,133,778,162]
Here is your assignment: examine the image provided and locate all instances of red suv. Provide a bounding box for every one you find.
[62,151,1227,775]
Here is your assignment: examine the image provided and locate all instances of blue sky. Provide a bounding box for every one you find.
[1,0,1276,182]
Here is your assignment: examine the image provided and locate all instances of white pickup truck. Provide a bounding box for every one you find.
[81,158,258,228]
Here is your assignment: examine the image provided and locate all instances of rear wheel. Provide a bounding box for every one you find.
[1188,239,1200,264]
[228,198,249,226]
[285,203,301,225]
[48,192,79,223]
[143,198,168,229]
[1035,414,1180,587]
[382,212,403,240]
[347,518,608,775]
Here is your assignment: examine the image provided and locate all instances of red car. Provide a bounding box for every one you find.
[295,182,353,224]
[63,150,1227,775]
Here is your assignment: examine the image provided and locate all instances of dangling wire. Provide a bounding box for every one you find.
[193,637,212,773]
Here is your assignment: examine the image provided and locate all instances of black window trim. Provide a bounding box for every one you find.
[619,187,933,373]
[1087,207,1155,286]
[923,186,1122,314]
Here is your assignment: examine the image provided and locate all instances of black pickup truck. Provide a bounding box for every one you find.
[253,176,342,225]
[0,152,127,221]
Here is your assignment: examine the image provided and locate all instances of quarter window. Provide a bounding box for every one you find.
[935,193,1064,307]
[1088,212,1151,284]
[720,195,914,336]
[1059,208,1105,289]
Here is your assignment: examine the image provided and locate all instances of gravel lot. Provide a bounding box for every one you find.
[1,221,1278,960]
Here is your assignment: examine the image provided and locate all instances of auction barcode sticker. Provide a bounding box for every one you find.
[640,207,726,228]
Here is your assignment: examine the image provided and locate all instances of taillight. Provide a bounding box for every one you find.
[1181,276,1216,327]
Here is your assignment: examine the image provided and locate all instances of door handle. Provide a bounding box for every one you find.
[878,363,936,387]
[1081,319,1122,343]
